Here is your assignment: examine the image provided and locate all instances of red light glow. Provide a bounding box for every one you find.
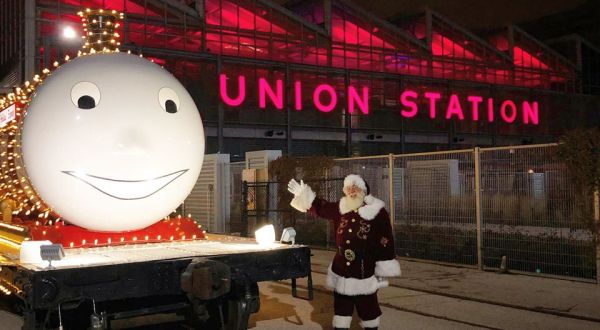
[27,217,206,249]
[431,33,478,60]
[513,46,549,69]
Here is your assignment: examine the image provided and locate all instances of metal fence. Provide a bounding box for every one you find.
[479,145,595,279]
[239,144,597,281]
[227,161,246,234]
[393,150,478,266]
[241,178,344,249]
[332,156,391,209]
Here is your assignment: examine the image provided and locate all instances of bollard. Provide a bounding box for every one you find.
[498,255,509,274]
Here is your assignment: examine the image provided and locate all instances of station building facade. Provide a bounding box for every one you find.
[1,0,599,160]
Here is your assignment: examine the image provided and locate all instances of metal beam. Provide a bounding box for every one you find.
[217,57,224,152]
[257,0,329,37]
[23,0,35,81]
[344,71,352,156]
[157,0,200,18]
[512,25,578,70]
[427,9,513,63]
[285,65,292,155]
[474,147,483,270]
[333,0,431,53]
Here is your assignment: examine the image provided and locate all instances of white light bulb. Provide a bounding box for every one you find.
[63,26,77,39]
[255,224,276,246]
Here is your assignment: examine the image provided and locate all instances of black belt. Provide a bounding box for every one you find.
[338,247,369,261]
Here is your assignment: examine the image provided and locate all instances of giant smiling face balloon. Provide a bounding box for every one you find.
[22,53,205,232]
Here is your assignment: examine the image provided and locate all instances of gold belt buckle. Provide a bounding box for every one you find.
[344,249,355,262]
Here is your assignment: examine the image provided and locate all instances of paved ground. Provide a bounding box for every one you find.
[304,249,600,329]
[249,280,484,330]
[3,248,600,329]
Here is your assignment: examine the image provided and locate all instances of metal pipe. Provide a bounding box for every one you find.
[474,147,483,270]
[388,153,395,228]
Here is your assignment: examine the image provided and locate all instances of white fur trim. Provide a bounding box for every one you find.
[344,174,366,191]
[339,195,385,220]
[289,183,316,212]
[360,317,380,328]
[333,315,352,328]
[375,259,401,277]
[358,195,385,220]
[327,265,379,296]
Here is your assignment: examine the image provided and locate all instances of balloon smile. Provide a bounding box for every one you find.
[62,170,188,200]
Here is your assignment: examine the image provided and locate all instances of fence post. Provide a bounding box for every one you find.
[474,147,483,270]
[388,154,395,228]
[325,169,331,250]
[241,180,248,237]
[595,189,600,284]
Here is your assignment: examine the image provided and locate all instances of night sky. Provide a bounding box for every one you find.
[280,0,600,45]
[349,0,587,29]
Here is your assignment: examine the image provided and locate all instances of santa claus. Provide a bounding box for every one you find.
[288,174,401,330]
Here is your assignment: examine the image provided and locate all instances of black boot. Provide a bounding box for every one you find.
[364,328,378,330]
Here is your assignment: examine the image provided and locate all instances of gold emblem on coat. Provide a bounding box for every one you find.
[357,220,371,239]
[344,249,356,261]
[337,218,349,235]
[380,237,389,247]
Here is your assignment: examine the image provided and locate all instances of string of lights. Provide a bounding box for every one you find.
[0,9,205,253]
[0,8,125,225]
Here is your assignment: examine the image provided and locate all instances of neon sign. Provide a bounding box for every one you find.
[219,74,539,125]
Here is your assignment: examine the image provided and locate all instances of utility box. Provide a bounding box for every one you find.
[245,150,282,172]
[406,159,460,197]
[186,154,231,233]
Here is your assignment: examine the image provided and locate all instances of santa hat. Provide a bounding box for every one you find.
[343,174,370,195]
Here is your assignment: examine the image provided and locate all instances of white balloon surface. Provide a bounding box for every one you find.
[22,53,205,232]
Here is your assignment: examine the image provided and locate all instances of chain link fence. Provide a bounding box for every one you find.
[393,150,477,266]
[241,179,344,249]
[332,156,391,208]
[479,145,595,279]
[238,144,597,281]
[227,162,246,234]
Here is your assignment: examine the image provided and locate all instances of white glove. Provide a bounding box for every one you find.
[287,179,305,196]
[288,179,315,212]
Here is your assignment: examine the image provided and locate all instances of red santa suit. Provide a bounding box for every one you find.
[289,174,401,329]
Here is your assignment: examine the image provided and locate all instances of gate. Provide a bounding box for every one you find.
[241,179,343,249]
[236,144,597,281]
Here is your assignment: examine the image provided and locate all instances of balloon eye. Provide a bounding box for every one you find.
[78,95,96,109]
[159,87,180,114]
[71,81,101,110]
[165,100,177,113]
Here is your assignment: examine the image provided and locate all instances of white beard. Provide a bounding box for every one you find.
[344,193,365,211]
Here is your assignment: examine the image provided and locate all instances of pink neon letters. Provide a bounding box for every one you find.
[467,96,483,121]
[313,84,337,112]
[522,101,539,125]
[258,78,283,109]
[445,94,464,120]
[500,100,517,123]
[424,92,441,119]
[219,74,540,125]
[400,90,418,118]
[219,74,246,106]
[348,86,369,114]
